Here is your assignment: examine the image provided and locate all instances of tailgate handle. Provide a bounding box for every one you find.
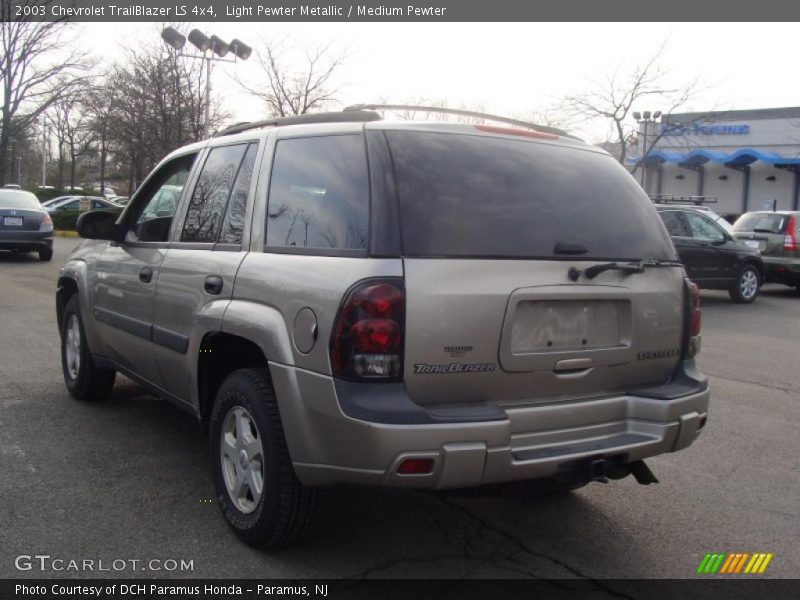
[553,358,594,373]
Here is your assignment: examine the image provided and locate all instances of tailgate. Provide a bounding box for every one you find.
[403,259,685,409]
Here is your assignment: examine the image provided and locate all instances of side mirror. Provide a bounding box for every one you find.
[76,210,119,241]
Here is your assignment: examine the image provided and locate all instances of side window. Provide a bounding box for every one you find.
[181,144,247,243]
[126,154,196,243]
[659,210,691,237]
[266,135,369,251]
[219,143,258,245]
[686,212,725,242]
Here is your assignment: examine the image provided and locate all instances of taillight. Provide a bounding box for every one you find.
[330,279,405,380]
[682,279,701,359]
[40,212,53,230]
[783,216,797,251]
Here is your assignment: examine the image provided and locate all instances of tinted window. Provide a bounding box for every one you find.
[127,154,196,243]
[266,135,368,251]
[220,143,258,245]
[659,210,691,237]
[685,212,725,242]
[733,212,788,234]
[182,144,248,243]
[385,131,676,260]
[0,191,40,209]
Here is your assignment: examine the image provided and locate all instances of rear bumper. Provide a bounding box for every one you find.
[271,361,709,489]
[0,230,53,250]
[762,256,800,284]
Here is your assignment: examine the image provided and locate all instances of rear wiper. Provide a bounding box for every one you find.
[569,259,682,281]
[584,262,645,279]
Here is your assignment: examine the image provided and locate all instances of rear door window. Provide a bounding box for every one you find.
[265,135,369,252]
[181,144,248,243]
[659,210,692,237]
[685,212,726,242]
[385,131,676,261]
[219,143,258,245]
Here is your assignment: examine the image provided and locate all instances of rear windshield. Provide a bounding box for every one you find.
[733,213,789,234]
[0,191,40,210]
[385,131,676,260]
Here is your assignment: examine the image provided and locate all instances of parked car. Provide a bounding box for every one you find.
[732,211,800,294]
[108,195,130,206]
[45,196,121,213]
[40,195,79,208]
[57,109,709,547]
[656,205,763,303]
[3,183,22,189]
[0,189,53,261]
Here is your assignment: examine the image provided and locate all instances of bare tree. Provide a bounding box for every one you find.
[48,92,95,189]
[238,38,346,117]
[0,1,92,184]
[107,39,226,190]
[564,41,703,171]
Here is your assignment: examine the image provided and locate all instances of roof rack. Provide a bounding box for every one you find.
[651,194,719,205]
[219,110,382,136]
[344,103,573,138]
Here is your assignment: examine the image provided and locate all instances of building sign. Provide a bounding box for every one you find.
[661,123,750,137]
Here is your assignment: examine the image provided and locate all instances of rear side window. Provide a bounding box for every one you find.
[733,213,788,234]
[385,131,676,261]
[659,210,691,237]
[266,135,369,251]
[182,144,248,243]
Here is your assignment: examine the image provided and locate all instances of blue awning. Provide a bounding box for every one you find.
[628,148,800,167]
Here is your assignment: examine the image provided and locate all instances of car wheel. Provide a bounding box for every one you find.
[60,295,116,401]
[729,264,760,304]
[209,368,317,547]
[39,247,53,261]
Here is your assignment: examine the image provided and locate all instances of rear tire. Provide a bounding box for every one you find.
[209,368,317,547]
[60,295,116,401]
[729,264,760,303]
[39,247,53,261]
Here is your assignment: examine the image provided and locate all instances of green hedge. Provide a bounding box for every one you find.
[51,209,122,231]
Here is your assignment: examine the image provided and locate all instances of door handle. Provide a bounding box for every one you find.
[204,275,224,295]
[139,267,153,283]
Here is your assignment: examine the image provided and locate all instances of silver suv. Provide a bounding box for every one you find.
[56,107,709,547]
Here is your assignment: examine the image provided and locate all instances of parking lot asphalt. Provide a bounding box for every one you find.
[1,237,798,582]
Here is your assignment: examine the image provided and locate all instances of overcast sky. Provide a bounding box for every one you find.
[79,22,800,141]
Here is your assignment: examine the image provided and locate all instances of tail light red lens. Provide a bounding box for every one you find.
[331,279,405,380]
[40,212,53,230]
[683,279,702,359]
[783,216,797,251]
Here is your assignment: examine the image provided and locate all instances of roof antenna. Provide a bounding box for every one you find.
[773,199,777,212]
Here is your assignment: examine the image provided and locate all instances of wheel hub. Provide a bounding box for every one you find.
[220,406,264,514]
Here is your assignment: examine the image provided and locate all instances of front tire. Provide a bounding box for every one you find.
[60,295,116,401]
[209,368,317,547]
[729,264,760,303]
[39,247,53,261]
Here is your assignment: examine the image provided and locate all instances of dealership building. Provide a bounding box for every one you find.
[634,107,800,216]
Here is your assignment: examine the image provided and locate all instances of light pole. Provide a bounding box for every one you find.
[633,110,662,192]
[161,27,252,139]
[41,118,48,188]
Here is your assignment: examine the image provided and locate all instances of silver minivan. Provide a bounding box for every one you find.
[57,108,709,547]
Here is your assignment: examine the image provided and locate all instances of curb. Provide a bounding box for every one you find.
[54,231,80,237]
